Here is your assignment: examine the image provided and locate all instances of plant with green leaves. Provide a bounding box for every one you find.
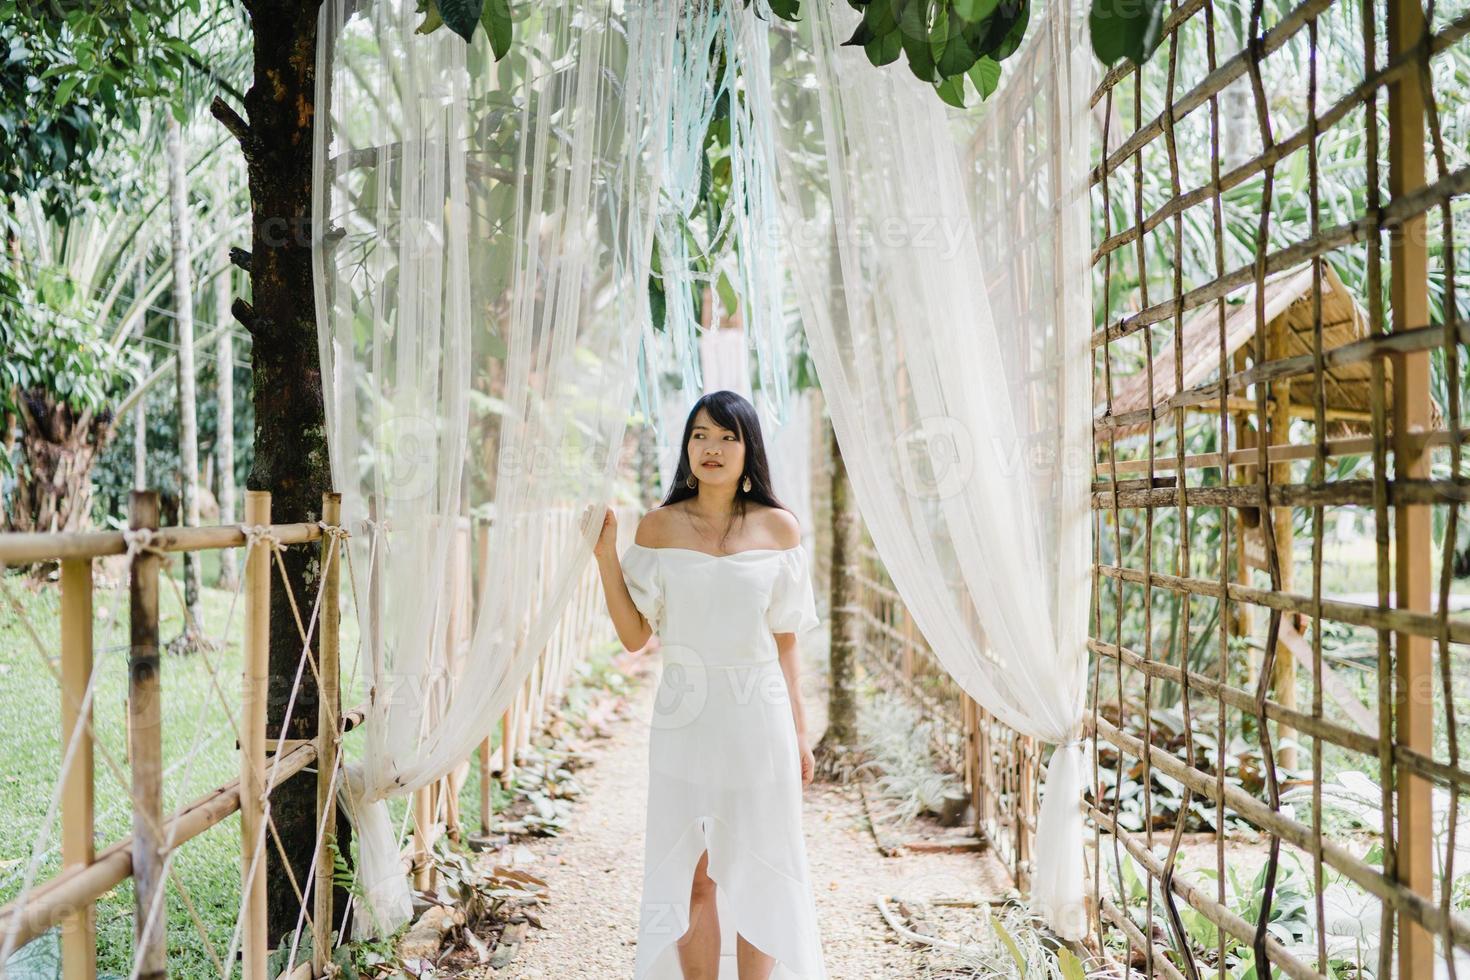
[414,0,1164,113]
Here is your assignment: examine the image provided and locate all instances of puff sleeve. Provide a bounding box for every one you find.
[620,544,664,634]
[767,544,821,635]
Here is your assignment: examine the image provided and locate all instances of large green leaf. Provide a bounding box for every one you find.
[935,73,967,107]
[954,0,1000,22]
[967,55,1001,99]
[899,1,940,83]
[991,0,1029,61]
[935,28,978,76]
[438,0,484,42]
[1090,0,1164,66]
[865,30,903,66]
[481,0,512,59]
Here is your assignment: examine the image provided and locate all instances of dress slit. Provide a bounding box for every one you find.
[637,813,825,980]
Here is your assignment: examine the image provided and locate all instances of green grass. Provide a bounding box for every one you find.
[2,555,624,977]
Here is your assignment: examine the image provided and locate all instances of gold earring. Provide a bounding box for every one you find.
[741,475,751,493]
[686,473,697,489]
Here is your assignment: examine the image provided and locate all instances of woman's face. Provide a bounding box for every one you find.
[687,406,746,490]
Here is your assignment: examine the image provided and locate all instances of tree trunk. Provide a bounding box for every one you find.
[214,178,239,592]
[813,414,860,779]
[166,114,204,646]
[132,249,149,492]
[133,404,147,491]
[8,395,111,537]
[212,0,352,943]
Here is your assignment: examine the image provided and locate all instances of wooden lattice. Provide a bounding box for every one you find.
[1088,0,1469,974]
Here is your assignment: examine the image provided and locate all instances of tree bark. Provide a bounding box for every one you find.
[166,114,204,645]
[813,414,860,779]
[214,0,352,943]
[214,177,239,592]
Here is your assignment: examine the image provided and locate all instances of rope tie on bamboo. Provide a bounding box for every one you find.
[316,520,351,541]
[239,522,283,553]
[359,517,392,536]
[122,527,171,568]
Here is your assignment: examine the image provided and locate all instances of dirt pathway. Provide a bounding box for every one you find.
[465,646,1016,979]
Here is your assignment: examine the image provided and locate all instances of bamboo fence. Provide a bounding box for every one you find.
[0,491,612,979]
[1088,0,1469,974]
[851,537,1041,891]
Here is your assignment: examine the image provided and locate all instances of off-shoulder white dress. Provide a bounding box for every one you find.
[620,542,828,980]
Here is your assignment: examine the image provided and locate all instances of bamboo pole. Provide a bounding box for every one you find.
[127,491,165,980]
[313,492,342,975]
[1389,0,1434,966]
[59,556,95,979]
[500,695,515,787]
[1269,375,1298,769]
[241,490,270,980]
[411,785,433,891]
[0,521,326,566]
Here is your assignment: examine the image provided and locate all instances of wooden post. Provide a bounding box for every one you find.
[241,490,271,980]
[1269,360,1298,769]
[59,557,96,979]
[1388,0,1433,969]
[500,698,515,787]
[479,735,494,834]
[412,784,434,891]
[313,492,342,974]
[128,490,166,980]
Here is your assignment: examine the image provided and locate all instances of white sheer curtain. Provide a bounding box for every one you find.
[311,0,675,938]
[770,0,1095,940]
[312,0,1093,944]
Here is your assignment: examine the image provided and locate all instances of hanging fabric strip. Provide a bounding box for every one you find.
[767,0,1096,940]
[312,0,675,937]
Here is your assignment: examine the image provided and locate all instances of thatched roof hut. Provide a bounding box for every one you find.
[1103,261,1402,439]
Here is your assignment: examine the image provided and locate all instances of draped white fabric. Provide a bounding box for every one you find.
[312,0,1094,945]
[311,0,676,937]
[768,0,1096,939]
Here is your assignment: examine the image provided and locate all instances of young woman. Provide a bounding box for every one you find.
[593,389,828,980]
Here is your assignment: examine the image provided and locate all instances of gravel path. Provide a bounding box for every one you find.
[466,651,1016,979]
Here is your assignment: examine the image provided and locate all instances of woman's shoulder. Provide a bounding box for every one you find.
[633,505,676,548]
[751,504,801,549]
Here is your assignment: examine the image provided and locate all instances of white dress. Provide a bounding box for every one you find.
[620,541,828,980]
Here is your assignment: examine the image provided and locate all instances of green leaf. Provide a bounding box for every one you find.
[716,271,738,320]
[988,912,1028,976]
[481,0,512,59]
[438,0,484,42]
[992,0,1030,60]
[865,30,902,67]
[843,19,876,46]
[954,0,982,18]
[54,74,79,106]
[1089,0,1164,66]
[649,277,666,332]
[1057,947,1086,980]
[415,1,444,34]
[900,14,938,83]
[935,29,977,76]
[967,55,1001,99]
[934,73,966,107]
[768,0,801,19]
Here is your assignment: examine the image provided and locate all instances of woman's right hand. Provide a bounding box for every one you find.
[589,504,618,561]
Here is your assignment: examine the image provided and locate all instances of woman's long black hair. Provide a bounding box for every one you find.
[657,390,793,548]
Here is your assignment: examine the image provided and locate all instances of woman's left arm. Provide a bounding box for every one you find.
[776,632,815,785]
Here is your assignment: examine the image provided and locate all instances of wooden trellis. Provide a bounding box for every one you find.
[1088,0,1468,974]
